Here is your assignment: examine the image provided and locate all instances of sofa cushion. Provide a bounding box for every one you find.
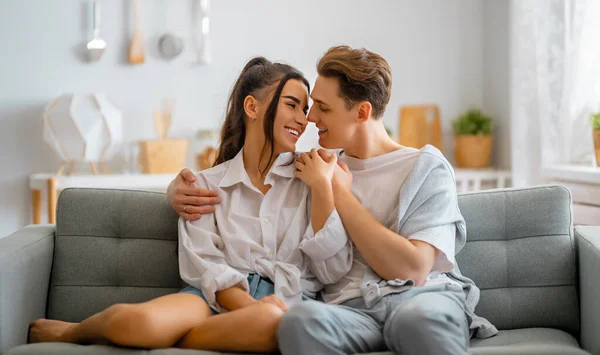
[48,189,184,322]
[456,186,579,336]
[8,328,589,355]
[469,328,589,355]
[4,343,391,355]
[5,343,239,355]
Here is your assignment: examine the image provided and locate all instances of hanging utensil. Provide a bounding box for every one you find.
[192,0,211,65]
[158,35,184,60]
[129,0,145,64]
[87,0,106,62]
[158,1,184,60]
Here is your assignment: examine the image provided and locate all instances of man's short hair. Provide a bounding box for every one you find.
[317,46,392,118]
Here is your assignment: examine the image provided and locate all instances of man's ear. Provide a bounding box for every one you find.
[356,101,373,124]
[243,95,259,120]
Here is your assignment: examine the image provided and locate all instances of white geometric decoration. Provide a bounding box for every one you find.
[42,93,123,175]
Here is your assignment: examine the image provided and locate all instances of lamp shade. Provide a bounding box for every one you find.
[42,93,123,162]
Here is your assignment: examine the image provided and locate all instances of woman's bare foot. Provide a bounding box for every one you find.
[28,319,77,343]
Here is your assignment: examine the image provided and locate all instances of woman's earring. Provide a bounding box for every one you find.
[252,117,256,121]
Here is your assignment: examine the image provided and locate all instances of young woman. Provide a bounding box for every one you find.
[28,57,352,353]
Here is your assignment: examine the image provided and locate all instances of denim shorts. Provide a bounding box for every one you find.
[179,274,275,315]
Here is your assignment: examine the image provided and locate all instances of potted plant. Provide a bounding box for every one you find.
[590,112,600,166]
[452,109,493,168]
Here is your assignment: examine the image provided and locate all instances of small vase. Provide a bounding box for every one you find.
[593,130,600,167]
[454,135,493,168]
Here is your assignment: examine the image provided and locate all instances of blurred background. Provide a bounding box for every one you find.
[2,0,598,237]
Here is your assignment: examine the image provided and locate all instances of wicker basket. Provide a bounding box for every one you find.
[454,135,493,168]
[138,139,188,174]
[594,130,600,166]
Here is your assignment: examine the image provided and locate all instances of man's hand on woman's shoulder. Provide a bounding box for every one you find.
[167,168,221,221]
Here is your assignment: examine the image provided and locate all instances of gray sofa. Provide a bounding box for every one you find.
[1,185,599,355]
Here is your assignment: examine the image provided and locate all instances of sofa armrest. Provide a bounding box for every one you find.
[576,226,600,354]
[0,225,55,353]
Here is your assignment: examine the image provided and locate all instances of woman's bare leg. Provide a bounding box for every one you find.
[29,293,211,348]
[177,302,284,353]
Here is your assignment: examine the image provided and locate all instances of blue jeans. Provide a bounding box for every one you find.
[179,274,275,315]
[277,283,470,355]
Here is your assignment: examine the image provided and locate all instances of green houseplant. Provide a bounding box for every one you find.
[589,112,600,130]
[452,109,493,168]
[590,112,600,166]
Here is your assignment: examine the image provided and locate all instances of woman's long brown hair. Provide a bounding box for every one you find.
[214,57,310,174]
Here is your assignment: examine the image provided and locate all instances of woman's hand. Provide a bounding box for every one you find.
[313,149,353,194]
[258,294,288,312]
[295,148,338,190]
[167,168,221,220]
[332,160,353,193]
[215,286,257,311]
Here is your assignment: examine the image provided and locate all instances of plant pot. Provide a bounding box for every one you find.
[454,135,493,168]
[594,130,600,166]
[138,139,188,174]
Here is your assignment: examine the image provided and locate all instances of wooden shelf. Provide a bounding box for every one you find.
[542,164,600,185]
[29,168,512,224]
[542,164,600,225]
[29,173,174,192]
[29,173,175,224]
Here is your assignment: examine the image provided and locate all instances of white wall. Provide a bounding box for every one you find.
[482,0,510,169]
[0,0,487,237]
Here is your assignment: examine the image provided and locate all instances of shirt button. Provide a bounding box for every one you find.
[264,218,271,224]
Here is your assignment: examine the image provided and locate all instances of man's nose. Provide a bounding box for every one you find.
[307,107,317,123]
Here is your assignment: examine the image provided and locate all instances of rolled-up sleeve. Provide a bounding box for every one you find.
[178,175,248,313]
[300,206,353,284]
[399,153,464,273]
[407,224,456,272]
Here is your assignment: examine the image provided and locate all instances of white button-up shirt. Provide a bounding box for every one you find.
[179,149,352,313]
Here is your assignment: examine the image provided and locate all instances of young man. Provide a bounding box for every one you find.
[167,46,496,354]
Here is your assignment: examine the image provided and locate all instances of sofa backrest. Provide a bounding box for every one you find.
[49,186,579,336]
[456,185,578,336]
[48,188,182,321]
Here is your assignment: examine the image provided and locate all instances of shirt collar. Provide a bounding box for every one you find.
[218,149,295,188]
[270,152,296,178]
